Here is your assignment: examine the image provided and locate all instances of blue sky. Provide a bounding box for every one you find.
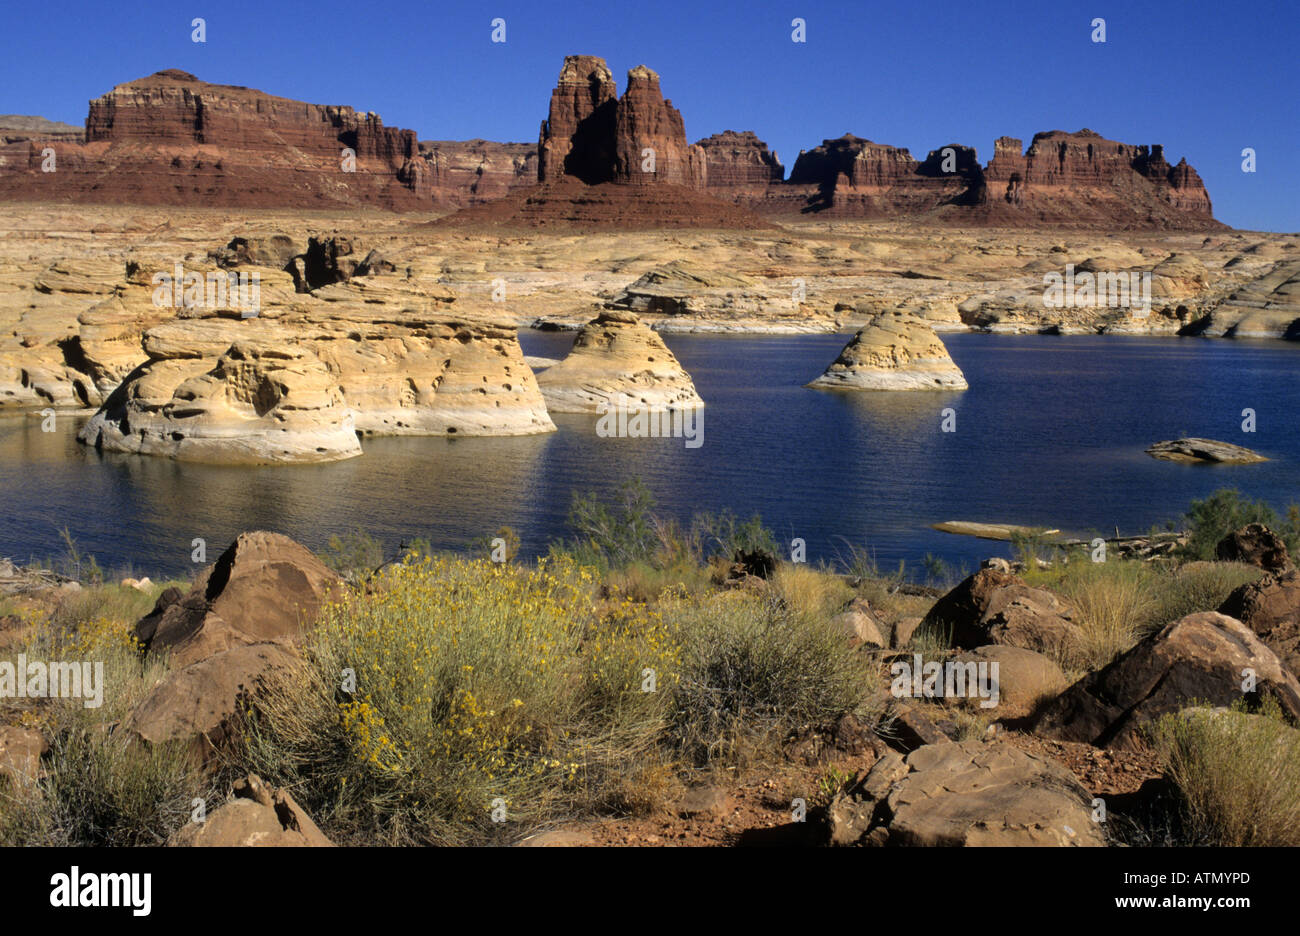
[4,0,1296,230]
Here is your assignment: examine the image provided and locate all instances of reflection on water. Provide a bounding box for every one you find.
[2,332,1298,578]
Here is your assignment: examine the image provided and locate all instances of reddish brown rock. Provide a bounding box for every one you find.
[420,139,537,204]
[693,131,784,190]
[0,70,429,209]
[1215,523,1291,572]
[538,55,618,184]
[0,725,48,786]
[786,135,975,216]
[1218,569,1300,676]
[127,642,302,762]
[135,531,343,666]
[921,567,1079,657]
[1030,612,1300,749]
[979,130,1218,229]
[612,65,702,186]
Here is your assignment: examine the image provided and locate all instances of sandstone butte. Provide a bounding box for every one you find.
[0,59,1221,229]
[535,310,704,413]
[807,312,969,390]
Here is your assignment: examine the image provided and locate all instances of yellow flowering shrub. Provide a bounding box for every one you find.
[256,553,681,843]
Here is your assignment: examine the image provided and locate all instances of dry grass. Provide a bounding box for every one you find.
[1150,700,1300,847]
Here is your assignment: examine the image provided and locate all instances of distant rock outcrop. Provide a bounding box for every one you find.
[538,55,618,184]
[0,114,82,144]
[613,65,702,186]
[778,129,1218,228]
[535,310,703,412]
[419,139,538,205]
[693,131,784,193]
[0,70,536,210]
[0,62,1223,228]
[978,130,1217,228]
[0,70,430,209]
[807,312,968,390]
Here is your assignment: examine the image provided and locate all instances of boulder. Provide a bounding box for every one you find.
[954,645,1067,709]
[1215,523,1291,572]
[830,596,887,648]
[172,773,333,846]
[126,643,301,762]
[135,532,343,665]
[1030,612,1300,749]
[807,313,967,390]
[829,740,1103,846]
[210,235,298,270]
[535,310,703,413]
[922,568,1078,656]
[1218,569,1300,676]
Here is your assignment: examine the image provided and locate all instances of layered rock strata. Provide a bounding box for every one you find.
[807,312,968,390]
[535,310,703,412]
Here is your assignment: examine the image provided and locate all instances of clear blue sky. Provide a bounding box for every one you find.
[4,0,1296,231]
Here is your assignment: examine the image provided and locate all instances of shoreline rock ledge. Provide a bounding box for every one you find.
[806,312,968,390]
[536,310,704,413]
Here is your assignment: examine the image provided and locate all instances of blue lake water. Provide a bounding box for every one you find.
[1,332,1297,578]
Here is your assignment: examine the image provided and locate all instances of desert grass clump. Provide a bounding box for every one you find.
[1149,699,1300,847]
[667,590,879,768]
[1144,561,1261,627]
[0,610,208,846]
[1047,559,1154,671]
[47,581,167,632]
[241,553,681,845]
[768,563,853,625]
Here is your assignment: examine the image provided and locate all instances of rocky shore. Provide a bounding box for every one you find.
[2,517,1296,847]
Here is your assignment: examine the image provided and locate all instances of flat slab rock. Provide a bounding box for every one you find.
[832,741,1103,846]
[1145,438,1267,464]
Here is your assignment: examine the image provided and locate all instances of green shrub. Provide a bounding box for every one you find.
[1180,488,1300,560]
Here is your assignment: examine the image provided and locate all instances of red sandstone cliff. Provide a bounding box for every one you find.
[17,70,430,209]
[538,55,618,184]
[0,61,1223,229]
[692,131,784,193]
[0,70,534,210]
[978,129,1215,226]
